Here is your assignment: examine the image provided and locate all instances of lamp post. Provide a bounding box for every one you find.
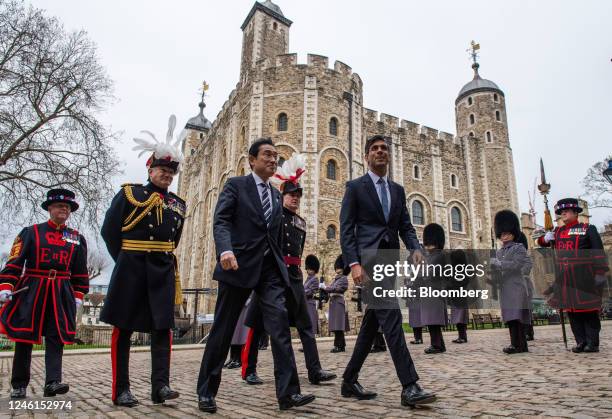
[603,159,612,185]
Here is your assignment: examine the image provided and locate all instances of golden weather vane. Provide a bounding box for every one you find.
[467,40,480,64]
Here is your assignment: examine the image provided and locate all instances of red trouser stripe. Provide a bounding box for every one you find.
[111,327,120,401]
[241,328,254,380]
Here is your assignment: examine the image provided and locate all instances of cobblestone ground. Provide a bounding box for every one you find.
[1,323,611,418]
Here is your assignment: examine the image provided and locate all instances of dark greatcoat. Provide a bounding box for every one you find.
[100,182,185,332]
[495,241,532,324]
[327,274,349,332]
[0,221,89,344]
[303,274,319,334]
[418,250,448,327]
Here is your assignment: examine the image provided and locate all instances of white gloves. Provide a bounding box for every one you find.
[0,290,13,304]
[544,231,555,243]
[319,283,326,290]
[75,298,83,309]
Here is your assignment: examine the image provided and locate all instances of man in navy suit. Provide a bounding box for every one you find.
[196,138,315,413]
[340,135,436,407]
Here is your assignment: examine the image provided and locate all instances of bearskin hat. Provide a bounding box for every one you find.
[305,254,320,273]
[334,255,351,276]
[494,210,521,240]
[423,223,445,249]
[517,232,529,250]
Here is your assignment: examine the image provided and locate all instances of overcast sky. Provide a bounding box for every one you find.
[27,0,612,241]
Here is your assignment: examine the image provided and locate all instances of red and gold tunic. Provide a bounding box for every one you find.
[537,220,609,312]
[0,220,89,344]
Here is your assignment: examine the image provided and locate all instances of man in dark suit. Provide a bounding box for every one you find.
[196,138,315,413]
[340,135,436,407]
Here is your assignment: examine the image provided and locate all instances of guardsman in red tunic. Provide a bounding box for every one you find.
[0,189,88,399]
[100,115,185,407]
[538,198,609,353]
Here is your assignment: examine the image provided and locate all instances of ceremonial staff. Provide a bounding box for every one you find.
[538,158,568,350]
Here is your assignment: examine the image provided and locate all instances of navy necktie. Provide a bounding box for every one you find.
[260,183,272,225]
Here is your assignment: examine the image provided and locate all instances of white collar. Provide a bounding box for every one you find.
[252,172,269,188]
[368,170,388,185]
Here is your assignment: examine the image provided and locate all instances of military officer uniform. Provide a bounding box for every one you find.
[538,198,609,352]
[100,116,185,406]
[0,189,88,399]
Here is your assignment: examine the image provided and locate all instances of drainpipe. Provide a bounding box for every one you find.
[343,92,354,179]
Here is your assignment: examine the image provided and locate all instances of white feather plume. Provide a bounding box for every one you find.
[271,153,306,186]
[132,114,184,164]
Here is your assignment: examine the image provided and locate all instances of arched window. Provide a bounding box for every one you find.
[326,225,337,240]
[450,174,458,188]
[277,113,288,131]
[329,117,338,136]
[411,200,424,225]
[451,207,463,232]
[278,157,286,167]
[273,22,278,30]
[495,110,501,122]
[413,165,421,180]
[469,114,475,125]
[468,97,473,106]
[469,131,474,137]
[486,131,492,143]
[493,93,499,102]
[326,159,337,180]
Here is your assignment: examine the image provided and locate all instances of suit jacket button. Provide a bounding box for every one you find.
[148,212,152,216]
[149,224,153,228]
[144,190,148,195]
[149,236,154,240]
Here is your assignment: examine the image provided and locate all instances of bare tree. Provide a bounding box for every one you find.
[0,0,119,234]
[87,248,107,280]
[582,155,612,210]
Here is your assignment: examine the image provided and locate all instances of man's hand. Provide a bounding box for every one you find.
[220,252,239,271]
[319,282,326,290]
[0,290,12,305]
[75,298,83,310]
[544,231,555,243]
[411,249,424,265]
[351,264,363,286]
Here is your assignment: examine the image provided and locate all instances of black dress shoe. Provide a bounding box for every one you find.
[583,345,599,353]
[245,373,264,385]
[526,335,534,341]
[10,387,26,399]
[152,385,179,404]
[309,369,337,384]
[198,396,217,413]
[226,359,242,369]
[341,381,377,400]
[43,381,69,397]
[370,346,387,353]
[401,383,436,407]
[571,343,586,353]
[424,346,445,354]
[330,346,345,353]
[278,393,315,410]
[410,339,423,345]
[503,345,518,354]
[113,389,139,407]
[452,338,466,344]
